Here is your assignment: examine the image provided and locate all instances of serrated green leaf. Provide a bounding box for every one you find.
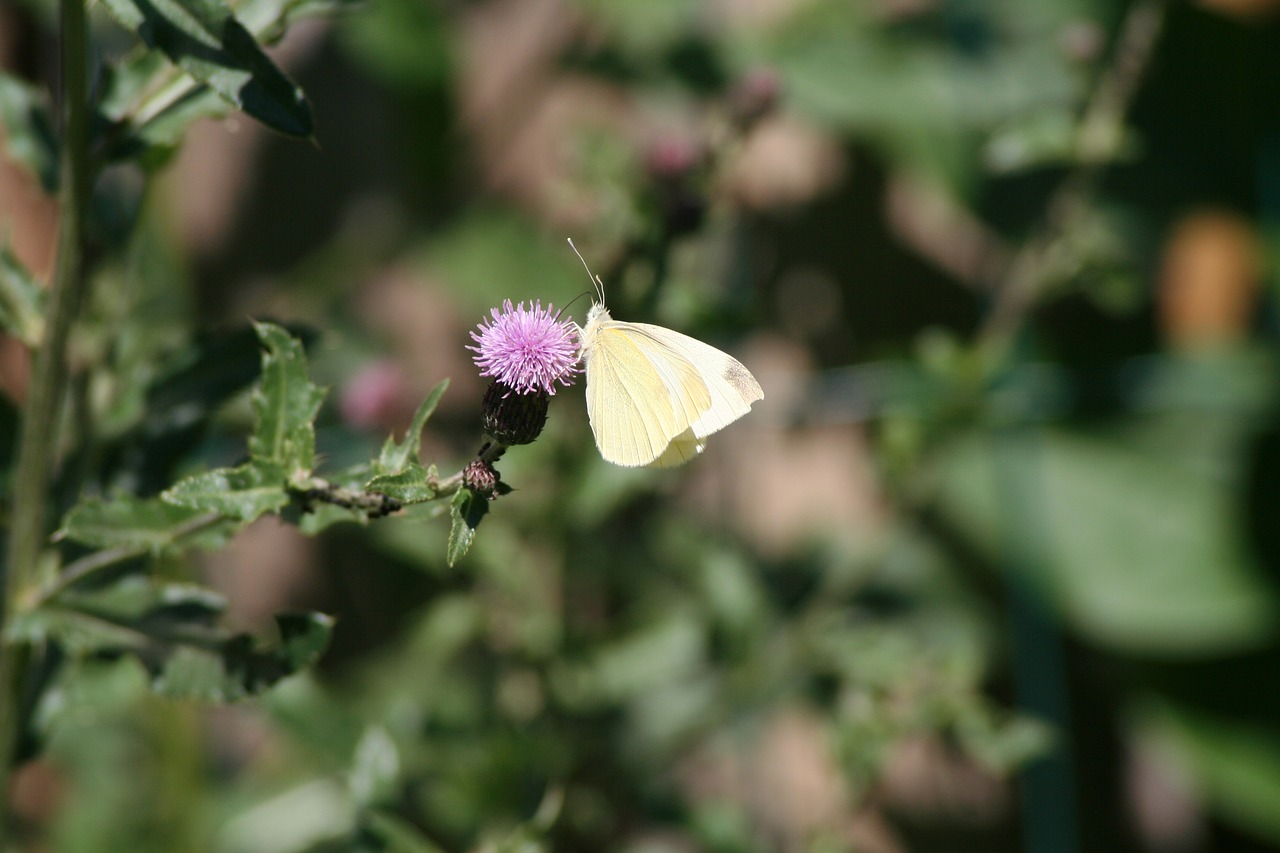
[98,0,314,137]
[0,244,46,346]
[59,495,234,552]
[378,379,449,473]
[162,462,288,520]
[366,462,440,505]
[447,487,488,566]
[0,72,58,191]
[250,321,326,476]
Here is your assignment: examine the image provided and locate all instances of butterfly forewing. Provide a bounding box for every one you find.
[584,323,709,466]
[628,323,763,438]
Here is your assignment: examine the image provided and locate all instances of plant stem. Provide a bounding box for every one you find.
[0,0,92,814]
[975,0,1166,361]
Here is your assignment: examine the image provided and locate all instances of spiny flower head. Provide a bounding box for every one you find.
[468,299,580,396]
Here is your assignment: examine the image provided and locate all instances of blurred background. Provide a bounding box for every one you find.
[4,0,1280,850]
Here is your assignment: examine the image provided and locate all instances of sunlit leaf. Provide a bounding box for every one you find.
[349,726,400,807]
[161,462,289,520]
[59,495,234,552]
[250,321,326,476]
[98,0,314,137]
[367,462,440,505]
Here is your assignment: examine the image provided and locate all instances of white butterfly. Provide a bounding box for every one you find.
[571,241,763,467]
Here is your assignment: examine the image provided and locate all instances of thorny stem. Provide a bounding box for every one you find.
[0,0,92,819]
[975,0,1166,362]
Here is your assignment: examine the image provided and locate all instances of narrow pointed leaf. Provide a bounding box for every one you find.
[250,321,325,476]
[98,0,313,137]
[378,379,449,473]
[446,487,488,566]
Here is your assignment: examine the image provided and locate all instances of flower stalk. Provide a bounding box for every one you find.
[0,0,94,817]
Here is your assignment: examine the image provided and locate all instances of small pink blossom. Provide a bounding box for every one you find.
[468,300,580,396]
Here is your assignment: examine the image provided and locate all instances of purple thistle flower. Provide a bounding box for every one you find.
[468,300,580,396]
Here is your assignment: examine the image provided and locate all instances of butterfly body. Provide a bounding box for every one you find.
[578,303,763,467]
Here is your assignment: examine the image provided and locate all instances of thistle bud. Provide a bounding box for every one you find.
[463,456,501,499]
[481,381,549,446]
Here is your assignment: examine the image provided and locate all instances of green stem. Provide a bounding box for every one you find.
[0,0,92,811]
[975,0,1165,362]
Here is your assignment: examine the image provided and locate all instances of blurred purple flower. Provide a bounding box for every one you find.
[469,300,580,396]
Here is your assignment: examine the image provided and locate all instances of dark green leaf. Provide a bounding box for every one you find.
[377,379,449,474]
[23,573,336,701]
[0,244,46,346]
[105,325,307,497]
[152,611,333,700]
[0,72,58,191]
[8,576,227,654]
[59,495,234,552]
[98,0,314,137]
[162,462,288,520]
[250,321,326,477]
[447,487,488,566]
[366,462,440,505]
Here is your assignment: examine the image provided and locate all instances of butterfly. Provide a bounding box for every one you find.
[570,241,763,467]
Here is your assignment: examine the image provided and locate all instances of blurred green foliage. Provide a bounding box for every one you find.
[3,0,1280,850]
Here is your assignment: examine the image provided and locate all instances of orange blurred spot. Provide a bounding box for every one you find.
[1158,210,1260,350]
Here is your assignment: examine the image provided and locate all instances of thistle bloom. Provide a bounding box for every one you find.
[469,300,580,396]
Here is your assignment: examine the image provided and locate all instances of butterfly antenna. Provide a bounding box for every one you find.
[555,290,594,322]
[567,238,606,305]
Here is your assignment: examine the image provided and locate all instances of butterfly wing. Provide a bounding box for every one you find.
[581,303,764,468]
[628,323,764,441]
[583,320,712,467]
